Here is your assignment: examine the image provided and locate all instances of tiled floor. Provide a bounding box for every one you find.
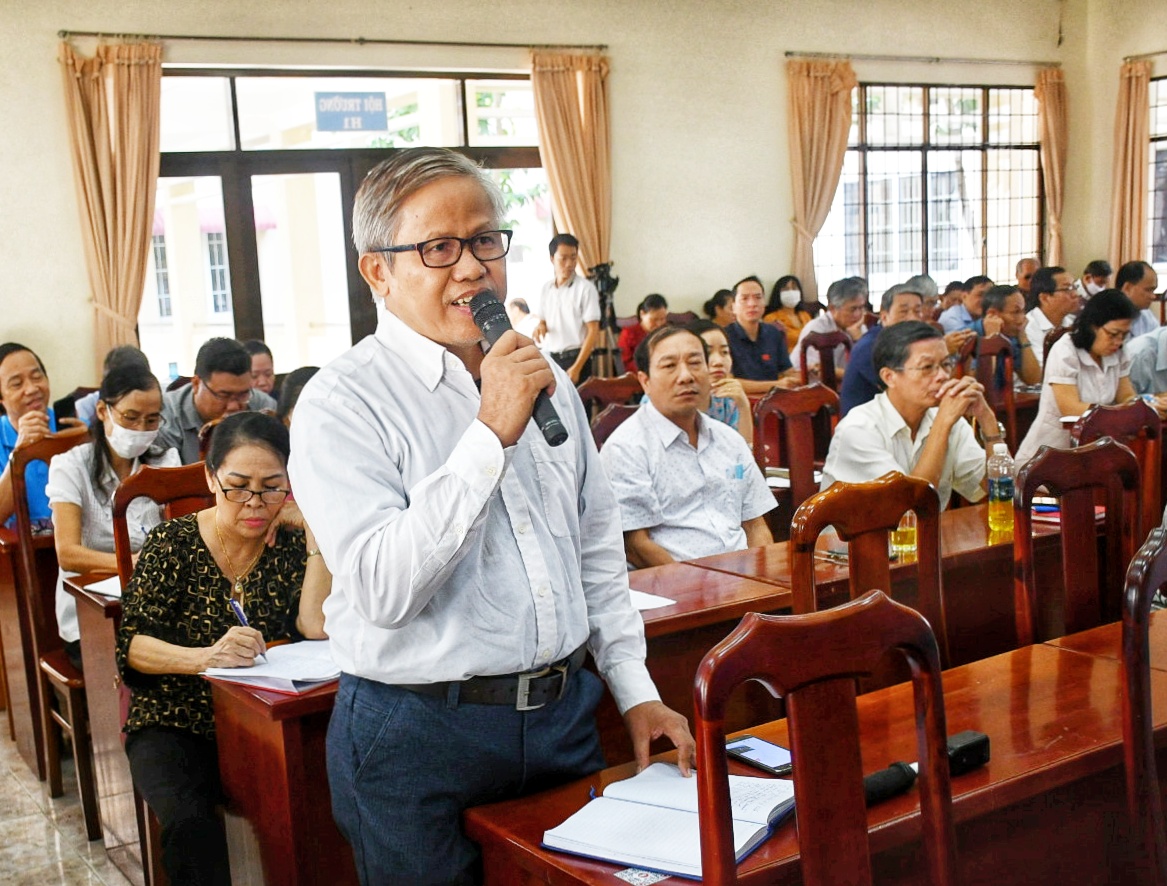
[0,734,134,885]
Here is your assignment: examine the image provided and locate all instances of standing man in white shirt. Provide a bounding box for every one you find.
[508,233,601,384]
[288,148,693,886]
[1024,266,1076,370]
[821,321,998,509]
[1117,260,1162,339]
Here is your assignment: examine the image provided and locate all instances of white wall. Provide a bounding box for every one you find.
[3,0,1156,392]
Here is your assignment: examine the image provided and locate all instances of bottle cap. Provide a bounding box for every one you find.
[993,442,1009,456]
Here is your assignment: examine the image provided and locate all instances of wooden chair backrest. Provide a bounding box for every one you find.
[975,335,1018,449]
[693,591,956,886]
[112,463,214,586]
[789,471,948,664]
[1013,437,1141,646]
[951,333,978,379]
[751,383,838,510]
[10,427,91,655]
[1042,326,1071,374]
[576,372,642,417]
[1122,526,1167,886]
[1071,400,1162,540]
[798,331,853,389]
[589,404,638,450]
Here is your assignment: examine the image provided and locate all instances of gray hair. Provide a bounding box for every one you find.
[825,276,868,309]
[880,283,922,313]
[351,148,506,256]
[903,274,938,299]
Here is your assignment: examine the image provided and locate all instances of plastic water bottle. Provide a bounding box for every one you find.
[986,442,1015,533]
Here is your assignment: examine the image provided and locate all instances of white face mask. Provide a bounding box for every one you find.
[780,290,802,309]
[1084,280,1104,297]
[106,422,159,460]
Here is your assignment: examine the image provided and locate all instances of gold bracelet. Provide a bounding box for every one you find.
[306,549,322,558]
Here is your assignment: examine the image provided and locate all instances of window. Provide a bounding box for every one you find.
[141,69,549,374]
[1149,78,1167,269]
[815,84,1042,294]
[151,234,172,318]
[206,232,232,313]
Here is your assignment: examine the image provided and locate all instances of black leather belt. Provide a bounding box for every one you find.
[398,645,587,711]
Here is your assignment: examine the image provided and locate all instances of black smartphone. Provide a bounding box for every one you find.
[725,734,792,776]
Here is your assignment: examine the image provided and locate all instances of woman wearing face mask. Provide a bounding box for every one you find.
[47,363,180,669]
[688,320,754,445]
[764,275,820,350]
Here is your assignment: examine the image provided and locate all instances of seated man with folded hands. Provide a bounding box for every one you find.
[822,321,998,510]
[601,326,775,567]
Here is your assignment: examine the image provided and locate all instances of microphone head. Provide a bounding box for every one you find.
[470,293,512,346]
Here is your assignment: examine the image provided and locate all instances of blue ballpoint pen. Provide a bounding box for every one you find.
[229,599,266,664]
[229,597,250,627]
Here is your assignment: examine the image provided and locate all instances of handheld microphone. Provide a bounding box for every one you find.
[863,761,917,806]
[470,293,569,447]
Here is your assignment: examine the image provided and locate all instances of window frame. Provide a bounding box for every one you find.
[1148,76,1167,268]
[821,81,1045,285]
[157,67,542,345]
[151,233,172,318]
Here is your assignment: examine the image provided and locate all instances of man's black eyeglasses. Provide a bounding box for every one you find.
[371,230,512,269]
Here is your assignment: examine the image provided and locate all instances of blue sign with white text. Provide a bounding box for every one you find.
[314,92,388,132]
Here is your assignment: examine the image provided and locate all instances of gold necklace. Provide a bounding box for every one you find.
[213,514,265,600]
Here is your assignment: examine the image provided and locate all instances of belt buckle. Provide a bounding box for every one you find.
[515,661,569,711]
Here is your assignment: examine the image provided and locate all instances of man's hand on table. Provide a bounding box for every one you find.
[623,700,696,776]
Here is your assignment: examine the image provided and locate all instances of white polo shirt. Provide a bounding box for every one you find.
[517,274,601,354]
[1024,306,1073,370]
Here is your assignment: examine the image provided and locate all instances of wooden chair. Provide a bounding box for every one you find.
[750,383,838,511]
[576,372,642,419]
[798,331,852,390]
[693,590,956,886]
[789,471,949,665]
[112,462,214,584]
[975,335,1018,450]
[1121,526,1167,886]
[164,375,191,393]
[1070,400,1162,541]
[10,425,101,840]
[590,404,638,450]
[1013,437,1141,646]
[951,333,977,379]
[112,461,212,886]
[667,310,698,326]
[1043,326,1071,372]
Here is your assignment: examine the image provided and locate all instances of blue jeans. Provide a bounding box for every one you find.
[327,668,606,885]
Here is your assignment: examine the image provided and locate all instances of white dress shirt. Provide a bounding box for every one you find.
[792,311,850,372]
[514,274,601,354]
[1024,306,1073,370]
[1127,327,1167,395]
[599,400,775,562]
[1015,333,1131,468]
[45,443,179,642]
[288,309,657,714]
[820,393,986,509]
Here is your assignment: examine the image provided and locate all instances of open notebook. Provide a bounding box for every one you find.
[542,762,795,879]
[203,639,339,694]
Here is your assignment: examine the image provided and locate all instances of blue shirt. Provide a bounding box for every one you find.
[725,322,792,382]
[1,408,58,528]
[939,303,976,333]
[839,323,882,416]
[707,396,741,431]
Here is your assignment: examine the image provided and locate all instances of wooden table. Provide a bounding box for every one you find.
[0,526,59,779]
[465,641,1164,885]
[64,575,143,884]
[688,503,1067,667]
[1044,611,1167,670]
[208,679,355,886]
